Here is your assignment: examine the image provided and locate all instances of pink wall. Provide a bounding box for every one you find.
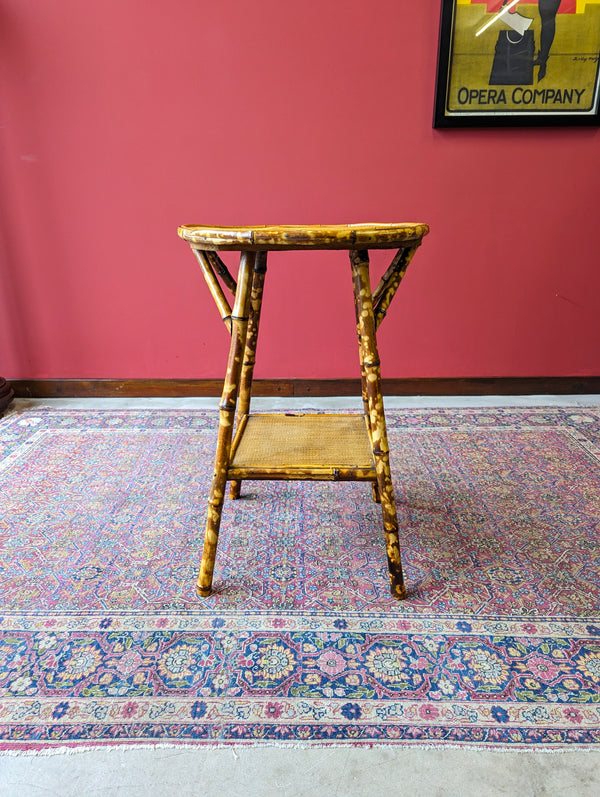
[1,0,599,381]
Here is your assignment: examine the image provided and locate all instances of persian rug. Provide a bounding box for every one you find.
[0,405,599,752]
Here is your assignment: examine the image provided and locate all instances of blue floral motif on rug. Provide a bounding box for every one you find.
[0,407,599,750]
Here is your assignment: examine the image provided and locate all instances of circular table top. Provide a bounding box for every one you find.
[177,223,429,251]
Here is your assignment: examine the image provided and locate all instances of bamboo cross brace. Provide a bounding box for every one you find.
[197,251,255,597]
[350,248,406,600]
[204,250,237,295]
[372,244,420,331]
[194,249,234,333]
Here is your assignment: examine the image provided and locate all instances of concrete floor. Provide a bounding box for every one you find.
[2,745,600,797]
[2,395,600,797]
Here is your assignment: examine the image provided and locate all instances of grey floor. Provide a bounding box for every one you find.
[2,395,600,797]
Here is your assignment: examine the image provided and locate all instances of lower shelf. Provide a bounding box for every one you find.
[228,413,376,481]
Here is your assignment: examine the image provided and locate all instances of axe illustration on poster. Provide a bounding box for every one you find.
[434,0,600,126]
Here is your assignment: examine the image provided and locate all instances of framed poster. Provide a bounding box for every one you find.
[434,0,600,126]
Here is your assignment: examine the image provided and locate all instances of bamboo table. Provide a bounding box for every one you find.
[177,223,430,600]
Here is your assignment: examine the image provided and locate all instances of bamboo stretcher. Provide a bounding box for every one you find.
[177,223,430,600]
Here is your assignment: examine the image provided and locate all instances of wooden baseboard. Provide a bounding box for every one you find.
[9,377,600,399]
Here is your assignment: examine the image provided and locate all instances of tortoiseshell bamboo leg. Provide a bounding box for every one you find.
[353,278,381,505]
[350,249,406,600]
[230,252,268,500]
[197,252,255,597]
[361,368,382,506]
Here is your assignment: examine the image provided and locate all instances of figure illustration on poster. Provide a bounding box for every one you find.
[488,1,560,84]
[535,0,561,79]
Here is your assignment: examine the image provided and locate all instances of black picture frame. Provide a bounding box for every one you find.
[434,0,600,127]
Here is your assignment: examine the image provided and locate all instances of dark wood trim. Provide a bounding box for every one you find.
[8,377,600,399]
[10,379,292,398]
[299,377,600,396]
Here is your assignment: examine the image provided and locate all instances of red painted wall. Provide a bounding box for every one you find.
[1,0,599,380]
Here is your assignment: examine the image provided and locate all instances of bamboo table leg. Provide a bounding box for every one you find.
[197,252,255,597]
[353,281,381,505]
[229,251,268,500]
[350,249,406,600]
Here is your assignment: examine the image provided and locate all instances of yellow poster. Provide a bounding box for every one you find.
[434,0,600,124]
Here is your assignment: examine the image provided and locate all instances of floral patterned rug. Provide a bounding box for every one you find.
[0,406,599,751]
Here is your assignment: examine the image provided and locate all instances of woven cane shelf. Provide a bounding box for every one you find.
[228,413,376,480]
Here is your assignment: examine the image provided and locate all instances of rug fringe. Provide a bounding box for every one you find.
[1,741,598,757]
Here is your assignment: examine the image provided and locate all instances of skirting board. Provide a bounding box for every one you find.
[9,377,600,399]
